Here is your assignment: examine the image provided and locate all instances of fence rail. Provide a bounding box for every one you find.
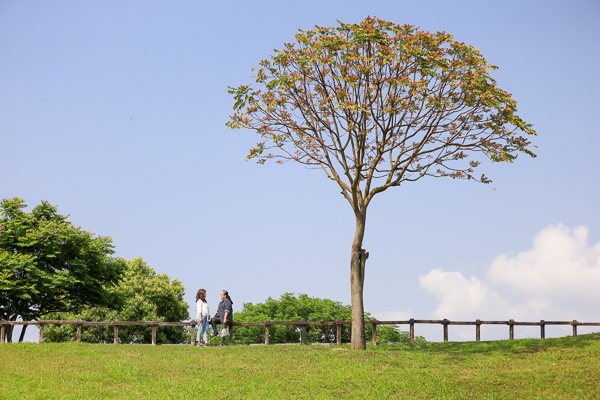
[1,318,599,346]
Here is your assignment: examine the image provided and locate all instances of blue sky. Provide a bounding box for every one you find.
[2,0,599,342]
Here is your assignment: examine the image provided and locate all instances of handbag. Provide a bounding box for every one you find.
[219,327,229,338]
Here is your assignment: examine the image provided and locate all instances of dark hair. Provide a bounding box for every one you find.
[222,290,233,304]
[196,289,207,303]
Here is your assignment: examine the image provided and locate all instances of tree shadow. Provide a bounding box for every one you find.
[372,332,600,356]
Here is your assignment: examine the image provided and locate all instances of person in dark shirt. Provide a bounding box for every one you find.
[210,290,233,345]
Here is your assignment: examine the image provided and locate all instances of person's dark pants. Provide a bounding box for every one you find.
[210,316,231,344]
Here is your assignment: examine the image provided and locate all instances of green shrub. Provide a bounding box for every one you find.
[232,292,425,344]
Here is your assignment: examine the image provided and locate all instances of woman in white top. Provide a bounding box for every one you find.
[196,289,210,346]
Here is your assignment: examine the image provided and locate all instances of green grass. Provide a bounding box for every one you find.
[1,333,599,399]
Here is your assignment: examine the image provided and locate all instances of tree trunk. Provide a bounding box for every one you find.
[350,212,368,350]
[18,324,28,343]
[4,316,21,343]
[6,324,13,343]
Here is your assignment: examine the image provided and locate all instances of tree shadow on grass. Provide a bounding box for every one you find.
[373,332,600,356]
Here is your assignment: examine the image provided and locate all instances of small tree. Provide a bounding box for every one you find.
[0,198,126,342]
[227,17,537,350]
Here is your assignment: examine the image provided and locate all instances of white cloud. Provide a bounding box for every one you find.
[487,224,600,304]
[419,224,600,340]
[419,269,521,320]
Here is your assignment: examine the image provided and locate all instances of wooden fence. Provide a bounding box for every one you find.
[1,318,599,346]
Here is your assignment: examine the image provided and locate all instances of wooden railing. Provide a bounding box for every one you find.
[1,318,599,346]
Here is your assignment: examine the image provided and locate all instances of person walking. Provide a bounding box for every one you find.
[196,289,210,347]
[211,290,233,346]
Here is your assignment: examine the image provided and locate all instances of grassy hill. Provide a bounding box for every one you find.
[1,333,599,399]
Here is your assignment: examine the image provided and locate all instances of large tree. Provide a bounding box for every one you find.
[0,197,126,342]
[44,257,190,344]
[227,17,537,350]
[234,292,425,345]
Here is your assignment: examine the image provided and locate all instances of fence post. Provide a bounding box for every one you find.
[76,320,82,343]
[191,320,196,347]
[228,324,233,345]
[114,324,119,345]
[476,319,481,342]
[372,319,377,346]
[540,320,545,339]
[151,321,157,346]
[409,318,415,343]
[301,319,307,345]
[443,319,449,342]
[265,320,270,345]
[336,320,342,345]
[0,320,5,344]
[572,320,578,337]
[39,323,44,344]
[509,319,515,340]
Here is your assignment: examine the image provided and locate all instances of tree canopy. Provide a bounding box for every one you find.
[43,257,190,344]
[227,17,537,350]
[0,197,126,342]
